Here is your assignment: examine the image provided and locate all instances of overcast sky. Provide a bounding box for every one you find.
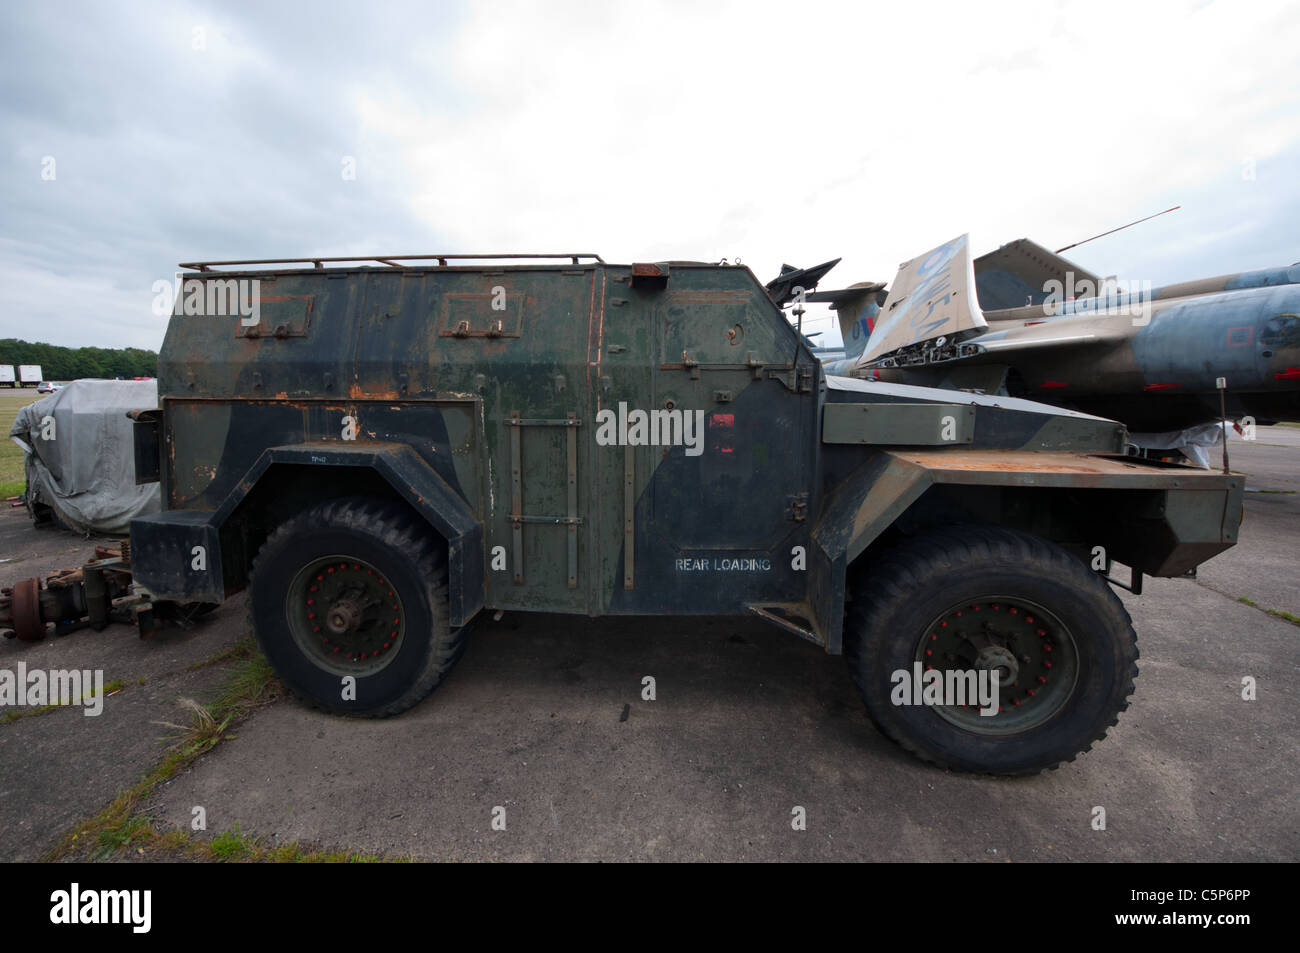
[2,0,1298,351]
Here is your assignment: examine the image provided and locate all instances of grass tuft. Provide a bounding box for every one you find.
[39,645,410,862]
[42,652,280,861]
[185,636,256,672]
[1237,596,1300,627]
[1,678,126,725]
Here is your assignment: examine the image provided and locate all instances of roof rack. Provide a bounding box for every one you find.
[177,253,605,272]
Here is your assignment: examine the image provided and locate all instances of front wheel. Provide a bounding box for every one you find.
[843,525,1139,775]
[249,498,470,716]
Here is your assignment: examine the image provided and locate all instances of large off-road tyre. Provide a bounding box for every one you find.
[250,497,470,717]
[843,525,1139,775]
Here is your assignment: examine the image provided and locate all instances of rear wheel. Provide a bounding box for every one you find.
[249,498,470,716]
[843,525,1138,775]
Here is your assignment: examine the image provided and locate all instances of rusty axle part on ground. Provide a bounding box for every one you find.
[0,542,210,643]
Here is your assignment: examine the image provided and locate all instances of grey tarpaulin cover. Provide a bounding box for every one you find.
[1127,422,1229,470]
[8,380,160,535]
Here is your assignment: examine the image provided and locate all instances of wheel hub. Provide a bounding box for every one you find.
[976,644,1019,688]
[287,557,406,677]
[325,597,364,636]
[916,598,1080,735]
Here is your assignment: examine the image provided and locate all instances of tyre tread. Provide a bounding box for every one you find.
[250,497,467,718]
[844,524,1139,775]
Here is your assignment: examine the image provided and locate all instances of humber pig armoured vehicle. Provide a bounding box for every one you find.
[111,249,1244,774]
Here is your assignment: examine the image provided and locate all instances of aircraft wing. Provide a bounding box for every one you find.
[867,321,1129,376]
[857,235,986,368]
[971,327,1127,353]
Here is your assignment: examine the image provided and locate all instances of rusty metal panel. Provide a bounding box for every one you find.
[236,294,314,339]
[440,292,524,338]
[893,450,1240,490]
[162,397,479,512]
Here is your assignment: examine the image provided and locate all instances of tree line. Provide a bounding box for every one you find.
[0,339,158,382]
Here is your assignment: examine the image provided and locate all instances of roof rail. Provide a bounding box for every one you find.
[177,253,605,272]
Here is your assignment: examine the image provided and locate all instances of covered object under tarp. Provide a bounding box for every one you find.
[9,379,160,535]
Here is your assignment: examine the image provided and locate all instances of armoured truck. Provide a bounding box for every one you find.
[116,253,1242,774]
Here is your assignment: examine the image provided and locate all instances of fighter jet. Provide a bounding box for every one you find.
[798,236,1300,442]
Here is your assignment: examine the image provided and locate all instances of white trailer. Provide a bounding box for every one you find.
[18,365,42,386]
[0,365,14,386]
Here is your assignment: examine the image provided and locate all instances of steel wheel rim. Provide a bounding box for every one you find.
[913,596,1080,735]
[286,555,407,678]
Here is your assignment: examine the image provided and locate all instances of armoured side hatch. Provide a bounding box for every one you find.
[456,267,595,614]
[595,265,816,615]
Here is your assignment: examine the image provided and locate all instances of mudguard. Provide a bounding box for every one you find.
[809,449,1243,653]
[130,443,484,626]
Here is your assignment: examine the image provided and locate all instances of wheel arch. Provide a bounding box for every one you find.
[809,450,1241,653]
[132,444,484,627]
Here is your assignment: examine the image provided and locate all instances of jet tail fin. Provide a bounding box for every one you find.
[805,282,886,361]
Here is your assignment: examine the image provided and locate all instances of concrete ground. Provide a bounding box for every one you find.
[0,510,247,862]
[2,429,1297,862]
